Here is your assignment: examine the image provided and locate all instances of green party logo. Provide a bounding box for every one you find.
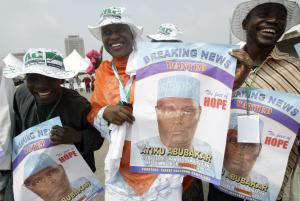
[25,51,62,63]
[45,52,63,62]
[102,7,122,18]
[24,50,63,69]
[159,25,172,35]
[24,51,43,62]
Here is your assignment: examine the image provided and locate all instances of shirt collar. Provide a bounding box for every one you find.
[268,46,289,61]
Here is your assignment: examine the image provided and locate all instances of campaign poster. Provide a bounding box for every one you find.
[217,87,300,201]
[129,42,237,184]
[12,117,104,201]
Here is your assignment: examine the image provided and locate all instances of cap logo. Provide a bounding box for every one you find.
[24,50,64,70]
[159,26,172,35]
[101,7,122,20]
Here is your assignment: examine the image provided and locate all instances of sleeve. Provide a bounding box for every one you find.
[92,106,111,140]
[87,67,105,124]
[75,99,104,155]
[87,64,112,140]
[13,88,22,136]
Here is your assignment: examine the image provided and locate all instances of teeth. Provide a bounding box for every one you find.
[262,29,276,33]
[38,92,51,96]
[111,43,122,47]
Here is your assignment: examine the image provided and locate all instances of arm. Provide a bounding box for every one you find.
[230,49,253,90]
[87,66,135,140]
[51,100,104,155]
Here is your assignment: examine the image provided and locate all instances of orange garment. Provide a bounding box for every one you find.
[87,57,135,123]
[87,57,158,196]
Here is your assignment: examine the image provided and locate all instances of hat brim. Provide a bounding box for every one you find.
[147,33,182,42]
[3,64,76,79]
[88,19,143,41]
[231,0,300,41]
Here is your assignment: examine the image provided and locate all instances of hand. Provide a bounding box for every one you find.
[230,49,253,90]
[103,105,135,125]
[50,125,82,145]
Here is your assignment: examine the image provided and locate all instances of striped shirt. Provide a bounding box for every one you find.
[243,47,300,200]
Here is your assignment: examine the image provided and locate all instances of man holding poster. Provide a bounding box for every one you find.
[208,1,300,200]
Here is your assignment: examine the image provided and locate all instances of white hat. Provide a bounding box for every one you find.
[157,75,200,104]
[231,0,300,41]
[88,6,143,41]
[3,48,76,79]
[147,23,183,41]
[24,153,58,179]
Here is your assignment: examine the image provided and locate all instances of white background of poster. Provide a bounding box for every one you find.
[132,70,233,179]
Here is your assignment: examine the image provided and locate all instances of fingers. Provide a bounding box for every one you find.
[50,125,65,144]
[50,134,63,144]
[103,105,135,125]
[118,108,135,124]
[119,107,135,122]
[229,49,253,68]
[51,125,64,137]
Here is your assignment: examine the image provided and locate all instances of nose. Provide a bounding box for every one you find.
[265,16,279,25]
[174,110,185,124]
[110,31,121,40]
[33,77,48,90]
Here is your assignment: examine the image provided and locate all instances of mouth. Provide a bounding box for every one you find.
[35,90,54,101]
[168,131,186,136]
[110,42,125,51]
[259,28,277,37]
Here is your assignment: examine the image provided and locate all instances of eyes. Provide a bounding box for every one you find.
[157,107,198,117]
[227,137,260,150]
[26,74,57,83]
[102,26,130,37]
[256,12,287,21]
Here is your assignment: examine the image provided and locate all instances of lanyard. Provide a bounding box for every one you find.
[245,65,262,115]
[112,62,133,103]
[36,94,62,123]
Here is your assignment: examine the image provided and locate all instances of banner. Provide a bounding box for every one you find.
[129,42,237,184]
[217,87,300,201]
[12,117,104,201]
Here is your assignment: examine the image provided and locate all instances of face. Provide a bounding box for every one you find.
[26,74,62,106]
[24,165,72,201]
[101,24,134,58]
[224,129,261,178]
[155,97,201,149]
[243,3,287,47]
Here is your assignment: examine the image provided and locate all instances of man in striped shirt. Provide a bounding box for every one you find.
[208,0,300,201]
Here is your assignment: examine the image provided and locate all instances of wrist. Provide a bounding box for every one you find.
[74,131,82,143]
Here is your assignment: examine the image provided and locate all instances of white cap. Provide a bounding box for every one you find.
[147,23,182,41]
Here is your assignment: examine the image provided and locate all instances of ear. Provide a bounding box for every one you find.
[242,19,248,31]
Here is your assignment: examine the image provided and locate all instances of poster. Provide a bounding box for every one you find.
[12,117,104,201]
[217,87,300,201]
[129,42,237,184]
